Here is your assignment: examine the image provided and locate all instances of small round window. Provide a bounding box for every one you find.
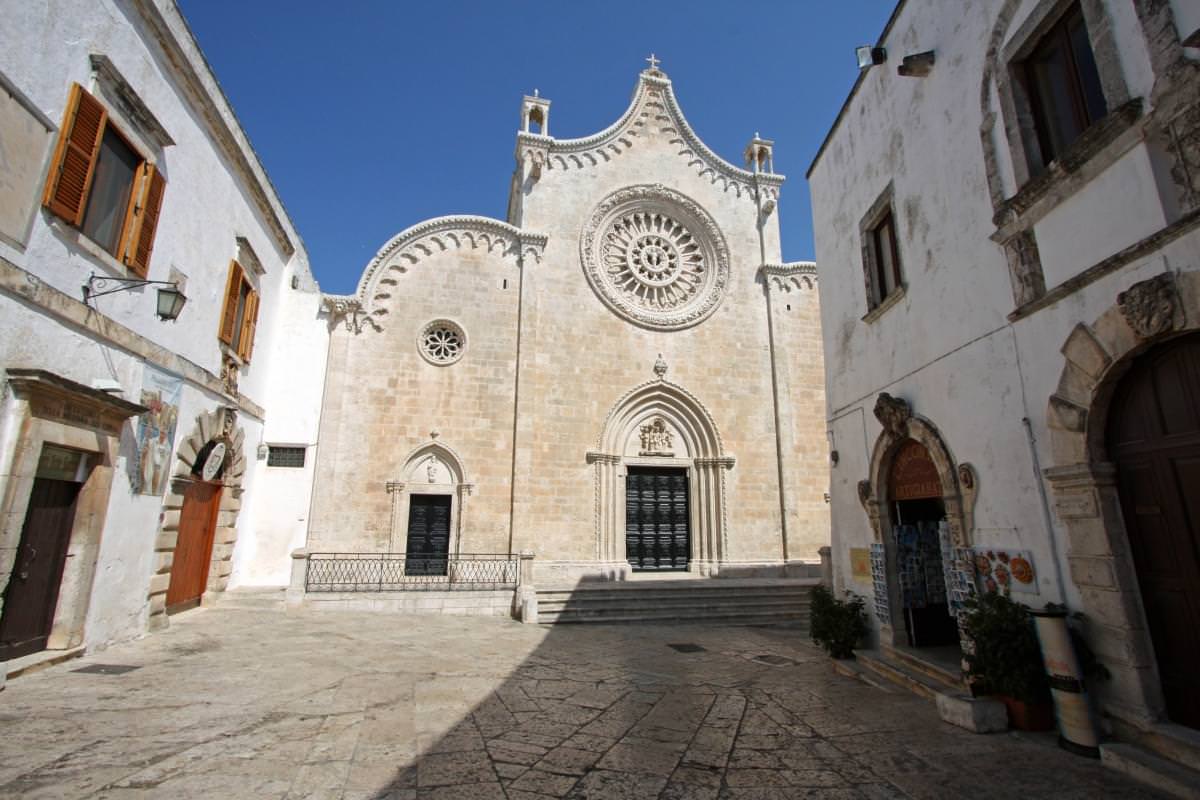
[418,319,466,365]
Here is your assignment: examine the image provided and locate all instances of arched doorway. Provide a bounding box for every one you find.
[887,439,959,650]
[1106,332,1200,729]
[590,377,734,578]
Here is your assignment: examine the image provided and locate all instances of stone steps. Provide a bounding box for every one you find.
[535,579,816,626]
[1101,743,1200,799]
[854,648,965,701]
[210,586,287,610]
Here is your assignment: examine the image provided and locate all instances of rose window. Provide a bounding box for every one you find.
[581,185,729,330]
[418,320,466,365]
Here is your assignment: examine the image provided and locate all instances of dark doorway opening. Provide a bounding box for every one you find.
[0,477,82,660]
[1108,332,1200,729]
[625,466,689,571]
[893,496,959,649]
[405,494,450,576]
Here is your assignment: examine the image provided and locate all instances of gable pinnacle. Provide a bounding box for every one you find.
[645,53,661,71]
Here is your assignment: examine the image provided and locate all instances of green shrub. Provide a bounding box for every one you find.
[810,585,868,659]
[961,592,1050,704]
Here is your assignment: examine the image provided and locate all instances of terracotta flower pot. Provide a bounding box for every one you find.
[1000,695,1055,731]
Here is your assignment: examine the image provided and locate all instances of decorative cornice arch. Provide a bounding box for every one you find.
[859,393,978,548]
[350,215,549,326]
[538,70,785,199]
[399,440,469,486]
[595,377,726,460]
[760,262,818,293]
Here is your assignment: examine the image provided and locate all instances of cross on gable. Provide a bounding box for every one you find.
[645,53,661,71]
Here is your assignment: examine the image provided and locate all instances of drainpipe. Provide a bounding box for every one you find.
[1022,417,1068,602]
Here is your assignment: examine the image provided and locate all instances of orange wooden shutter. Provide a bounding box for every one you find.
[218,261,243,345]
[123,164,166,276]
[43,83,107,225]
[238,289,260,362]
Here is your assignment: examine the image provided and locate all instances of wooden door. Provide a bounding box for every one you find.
[405,495,450,576]
[625,467,689,571]
[166,481,222,613]
[0,479,81,660]
[1108,333,1200,729]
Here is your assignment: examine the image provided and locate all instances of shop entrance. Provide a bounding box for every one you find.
[889,439,959,650]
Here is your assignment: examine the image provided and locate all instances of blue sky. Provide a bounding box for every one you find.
[178,1,897,295]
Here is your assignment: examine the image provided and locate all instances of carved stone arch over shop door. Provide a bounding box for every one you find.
[1043,269,1200,730]
[588,378,734,577]
[858,393,979,647]
[148,406,247,630]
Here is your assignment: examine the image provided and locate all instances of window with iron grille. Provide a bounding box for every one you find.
[267,446,306,468]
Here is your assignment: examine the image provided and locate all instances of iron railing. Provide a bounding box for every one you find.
[305,553,519,592]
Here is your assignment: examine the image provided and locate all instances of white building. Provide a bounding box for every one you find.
[809,0,1200,764]
[0,0,325,678]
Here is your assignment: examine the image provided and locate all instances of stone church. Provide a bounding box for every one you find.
[309,61,829,585]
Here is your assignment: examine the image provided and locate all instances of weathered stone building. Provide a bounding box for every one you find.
[309,63,829,585]
[809,0,1200,769]
[0,0,324,679]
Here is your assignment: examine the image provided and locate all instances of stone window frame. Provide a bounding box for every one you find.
[417,319,467,366]
[997,0,1132,193]
[859,183,907,322]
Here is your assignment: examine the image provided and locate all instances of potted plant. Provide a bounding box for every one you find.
[810,585,868,659]
[960,591,1053,730]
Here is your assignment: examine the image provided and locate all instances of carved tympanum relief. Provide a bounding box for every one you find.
[581,185,729,330]
[638,416,675,456]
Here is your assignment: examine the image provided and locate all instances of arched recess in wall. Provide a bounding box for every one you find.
[148,406,246,630]
[588,376,734,576]
[1043,269,1200,728]
[389,440,473,557]
[857,393,979,647]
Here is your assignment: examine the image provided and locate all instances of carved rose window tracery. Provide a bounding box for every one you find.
[418,320,466,365]
[582,185,729,330]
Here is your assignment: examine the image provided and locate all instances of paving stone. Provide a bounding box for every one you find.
[564,769,667,799]
[0,608,1167,800]
[507,768,580,797]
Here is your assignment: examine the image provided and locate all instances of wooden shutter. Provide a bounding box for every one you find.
[218,261,243,345]
[238,289,259,362]
[43,84,107,225]
[122,164,166,277]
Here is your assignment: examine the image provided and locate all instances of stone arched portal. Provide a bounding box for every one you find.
[1043,269,1200,730]
[858,393,978,647]
[388,439,473,557]
[587,373,734,578]
[148,406,246,631]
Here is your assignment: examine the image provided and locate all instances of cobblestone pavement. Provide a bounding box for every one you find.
[0,606,1164,799]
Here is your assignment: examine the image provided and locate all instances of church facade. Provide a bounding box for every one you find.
[308,63,829,585]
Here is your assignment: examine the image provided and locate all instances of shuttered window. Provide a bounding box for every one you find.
[43,83,166,276]
[218,260,261,362]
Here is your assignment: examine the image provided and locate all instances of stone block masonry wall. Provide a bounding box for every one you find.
[309,244,522,555]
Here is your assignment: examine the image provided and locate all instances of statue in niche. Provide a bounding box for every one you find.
[426,454,440,483]
[639,417,674,456]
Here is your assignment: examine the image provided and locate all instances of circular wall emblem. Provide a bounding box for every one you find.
[191,438,228,482]
[581,184,729,330]
[418,319,467,365]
